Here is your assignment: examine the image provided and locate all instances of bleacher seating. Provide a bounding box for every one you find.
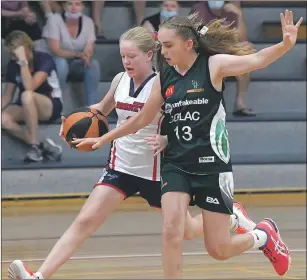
[1,1,306,196]
[263,21,307,41]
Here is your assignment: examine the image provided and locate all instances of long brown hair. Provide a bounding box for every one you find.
[159,12,255,56]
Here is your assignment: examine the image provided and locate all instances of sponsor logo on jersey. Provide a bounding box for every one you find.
[206,196,220,204]
[116,101,144,112]
[165,85,175,98]
[187,88,205,93]
[166,98,209,113]
[187,80,204,93]
[192,80,199,89]
[165,103,173,114]
[199,156,215,163]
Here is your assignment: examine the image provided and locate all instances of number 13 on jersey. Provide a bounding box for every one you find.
[174,126,193,141]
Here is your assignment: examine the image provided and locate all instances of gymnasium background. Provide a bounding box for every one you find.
[2,0,306,199]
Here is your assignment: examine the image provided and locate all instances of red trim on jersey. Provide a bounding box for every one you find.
[152,116,163,181]
[93,182,127,199]
[110,141,117,169]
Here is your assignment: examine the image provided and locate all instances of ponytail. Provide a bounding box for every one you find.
[160,12,255,56]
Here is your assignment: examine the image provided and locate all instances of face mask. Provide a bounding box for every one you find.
[65,12,82,20]
[160,10,178,20]
[208,1,225,10]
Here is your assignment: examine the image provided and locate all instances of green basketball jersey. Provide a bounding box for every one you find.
[160,54,232,175]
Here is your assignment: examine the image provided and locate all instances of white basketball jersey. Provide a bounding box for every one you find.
[108,72,163,181]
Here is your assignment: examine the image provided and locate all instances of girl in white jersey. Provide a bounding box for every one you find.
[9,27,255,280]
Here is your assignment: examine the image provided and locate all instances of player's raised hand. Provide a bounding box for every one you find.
[280,10,303,49]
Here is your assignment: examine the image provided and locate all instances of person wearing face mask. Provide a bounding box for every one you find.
[142,0,179,32]
[191,1,255,116]
[42,0,100,107]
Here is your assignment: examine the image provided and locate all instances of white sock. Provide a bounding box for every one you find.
[249,229,268,249]
[34,272,44,279]
[229,214,239,231]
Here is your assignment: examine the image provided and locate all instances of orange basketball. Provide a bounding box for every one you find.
[63,107,109,152]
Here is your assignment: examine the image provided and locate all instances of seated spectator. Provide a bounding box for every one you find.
[39,0,64,18]
[1,31,63,163]
[142,0,179,32]
[42,0,100,106]
[93,1,146,38]
[1,0,42,42]
[39,0,104,37]
[191,1,255,116]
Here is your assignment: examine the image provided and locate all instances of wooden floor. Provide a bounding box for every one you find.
[2,202,306,279]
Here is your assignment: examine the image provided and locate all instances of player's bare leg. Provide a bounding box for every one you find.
[9,186,124,279]
[161,192,190,279]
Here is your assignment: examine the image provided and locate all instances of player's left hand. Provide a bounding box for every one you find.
[280,10,303,49]
[145,134,168,156]
[72,137,106,150]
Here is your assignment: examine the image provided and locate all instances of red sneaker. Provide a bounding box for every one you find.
[255,218,291,276]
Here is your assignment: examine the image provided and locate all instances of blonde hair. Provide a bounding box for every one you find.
[4,30,34,52]
[160,13,255,56]
[120,26,164,70]
[120,26,160,54]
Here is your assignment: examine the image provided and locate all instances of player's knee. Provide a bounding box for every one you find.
[21,90,35,106]
[162,215,183,245]
[75,214,96,232]
[205,242,231,261]
[1,111,13,129]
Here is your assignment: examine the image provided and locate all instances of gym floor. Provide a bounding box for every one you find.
[2,193,306,279]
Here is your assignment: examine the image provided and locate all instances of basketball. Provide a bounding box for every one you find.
[63,107,109,152]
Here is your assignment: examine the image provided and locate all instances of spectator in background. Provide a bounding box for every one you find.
[1,31,63,163]
[39,0,64,18]
[1,1,42,43]
[39,0,104,37]
[92,1,147,38]
[191,1,255,116]
[142,0,179,32]
[42,0,100,106]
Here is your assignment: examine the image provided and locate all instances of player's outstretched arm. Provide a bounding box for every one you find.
[210,10,303,80]
[72,75,164,150]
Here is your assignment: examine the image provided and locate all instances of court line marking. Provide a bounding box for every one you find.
[234,267,302,280]
[2,248,306,264]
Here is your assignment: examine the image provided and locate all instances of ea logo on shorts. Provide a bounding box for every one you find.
[165,103,173,114]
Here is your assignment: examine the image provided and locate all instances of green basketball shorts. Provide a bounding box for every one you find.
[161,164,234,214]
